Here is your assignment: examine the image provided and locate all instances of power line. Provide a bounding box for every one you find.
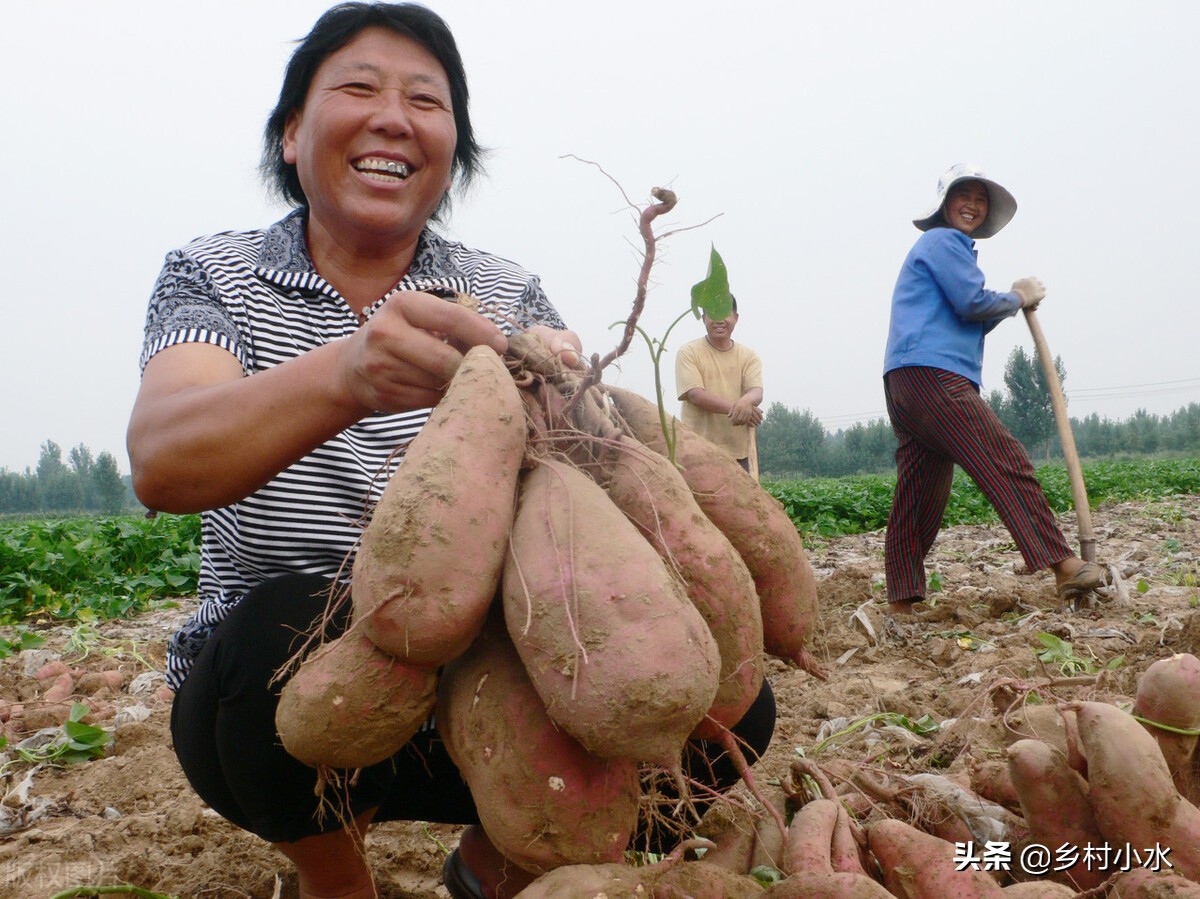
[1068,377,1200,396]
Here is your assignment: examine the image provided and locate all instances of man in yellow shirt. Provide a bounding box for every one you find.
[675,296,764,476]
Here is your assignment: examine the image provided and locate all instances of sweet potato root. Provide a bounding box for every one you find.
[1108,867,1200,897]
[502,456,720,766]
[1065,700,1200,881]
[436,616,639,874]
[594,434,764,739]
[784,799,839,876]
[604,385,822,677]
[274,629,437,769]
[352,345,526,666]
[999,883,1076,897]
[518,856,765,899]
[1135,653,1200,800]
[514,862,647,898]
[1005,738,1107,889]
[762,871,893,898]
[866,817,1005,898]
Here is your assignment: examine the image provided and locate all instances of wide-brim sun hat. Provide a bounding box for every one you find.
[912,163,1018,239]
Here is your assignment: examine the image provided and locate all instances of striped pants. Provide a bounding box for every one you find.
[883,366,1072,604]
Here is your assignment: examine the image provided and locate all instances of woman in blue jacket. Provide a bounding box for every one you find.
[882,164,1104,614]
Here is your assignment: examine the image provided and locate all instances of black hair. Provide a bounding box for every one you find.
[260,2,484,219]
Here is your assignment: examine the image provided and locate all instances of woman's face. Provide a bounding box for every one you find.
[282,27,457,251]
[941,180,989,235]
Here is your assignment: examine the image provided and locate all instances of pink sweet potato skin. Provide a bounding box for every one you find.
[596,435,764,739]
[784,799,838,876]
[763,871,893,898]
[436,617,639,874]
[866,817,1005,898]
[1068,700,1200,881]
[1135,653,1200,798]
[1000,883,1076,897]
[1006,738,1108,889]
[515,863,647,899]
[605,386,820,674]
[502,457,720,765]
[274,629,437,769]
[1109,868,1200,897]
[352,345,525,667]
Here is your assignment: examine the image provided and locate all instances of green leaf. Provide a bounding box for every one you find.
[1137,579,1150,594]
[750,865,784,885]
[689,245,732,321]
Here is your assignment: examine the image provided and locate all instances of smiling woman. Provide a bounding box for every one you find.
[123,4,580,898]
[280,27,460,304]
[880,163,1106,618]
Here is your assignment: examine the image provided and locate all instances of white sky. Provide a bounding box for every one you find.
[3,1,1198,473]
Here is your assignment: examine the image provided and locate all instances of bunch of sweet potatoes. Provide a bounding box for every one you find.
[272,335,823,876]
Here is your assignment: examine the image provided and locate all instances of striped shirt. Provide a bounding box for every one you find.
[140,209,565,689]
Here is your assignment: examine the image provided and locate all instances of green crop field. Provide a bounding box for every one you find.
[1,457,1197,638]
[764,456,1200,538]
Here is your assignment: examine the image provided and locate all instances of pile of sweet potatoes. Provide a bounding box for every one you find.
[521,653,1200,898]
[273,337,821,875]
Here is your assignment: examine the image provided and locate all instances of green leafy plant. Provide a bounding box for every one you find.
[750,865,785,886]
[0,702,112,776]
[0,625,45,659]
[49,886,179,898]
[760,457,1200,538]
[0,514,197,626]
[1034,633,1123,677]
[810,711,940,756]
[629,244,734,465]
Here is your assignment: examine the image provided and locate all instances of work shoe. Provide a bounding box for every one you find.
[1056,561,1107,600]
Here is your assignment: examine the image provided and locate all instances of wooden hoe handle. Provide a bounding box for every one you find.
[1022,307,1096,562]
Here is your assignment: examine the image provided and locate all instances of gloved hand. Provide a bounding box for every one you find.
[1011,277,1046,309]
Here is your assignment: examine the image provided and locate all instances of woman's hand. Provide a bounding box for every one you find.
[337,290,509,414]
[1012,277,1046,310]
[526,324,583,369]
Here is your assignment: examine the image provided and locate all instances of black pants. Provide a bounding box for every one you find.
[171,574,776,845]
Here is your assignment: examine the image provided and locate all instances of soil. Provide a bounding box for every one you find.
[3,494,1199,899]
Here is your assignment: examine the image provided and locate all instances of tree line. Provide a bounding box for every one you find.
[0,441,133,515]
[8,351,1200,513]
[759,347,1200,478]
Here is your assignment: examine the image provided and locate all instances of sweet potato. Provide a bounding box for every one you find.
[967,757,1021,812]
[1109,868,1200,897]
[784,799,841,876]
[1064,700,1200,881]
[435,615,639,874]
[274,629,437,769]
[866,817,1005,898]
[831,803,870,876]
[593,434,764,739]
[352,344,526,666]
[1000,883,1076,897]
[1005,738,1108,889]
[502,456,720,766]
[514,862,648,898]
[41,672,74,705]
[605,385,822,676]
[652,858,766,897]
[1135,653,1200,799]
[518,857,766,899]
[762,871,893,898]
